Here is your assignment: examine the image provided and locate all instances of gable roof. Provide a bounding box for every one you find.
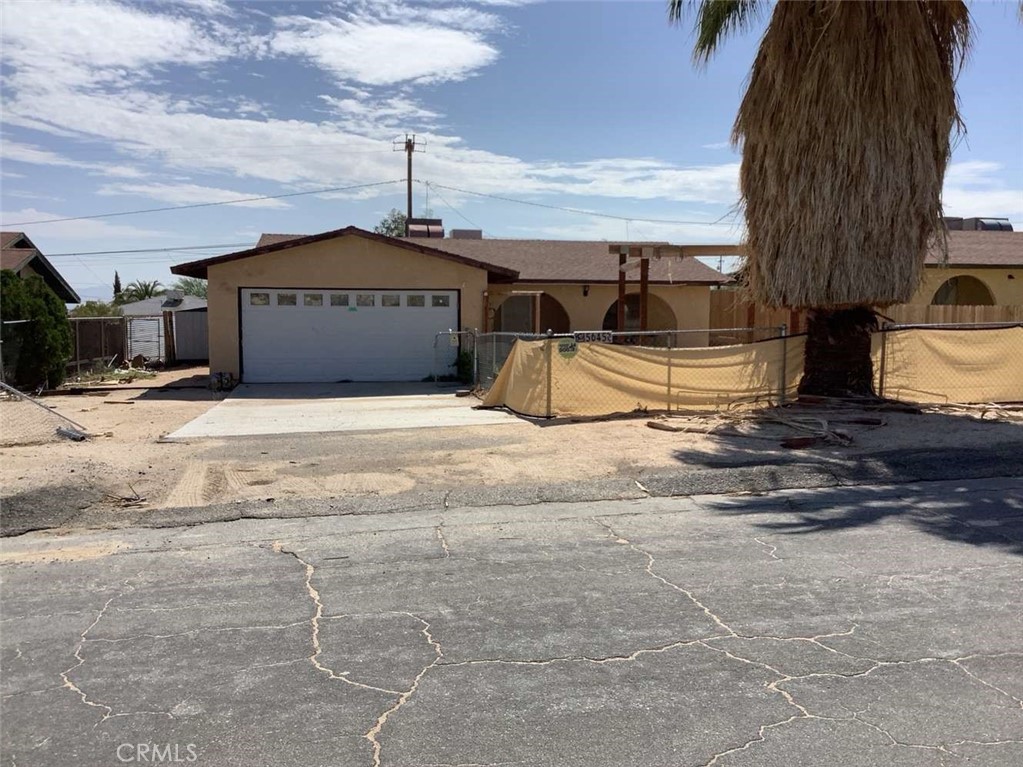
[251,232,731,285]
[925,231,1023,268]
[118,295,208,316]
[171,226,520,281]
[0,231,81,303]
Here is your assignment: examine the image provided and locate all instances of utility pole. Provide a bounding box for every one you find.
[393,133,425,236]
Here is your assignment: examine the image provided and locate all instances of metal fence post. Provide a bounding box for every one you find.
[778,323,788,406]
[545,332,553,419]
[74,319,81,376]
[666,331,674,412]
[878,324,889,398]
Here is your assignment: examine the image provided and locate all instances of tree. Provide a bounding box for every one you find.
[113,270,122,300]
[669,1,970,397]
[1,270,73,388]
[171,277,208,299]
[69,300,122,318]
[374,208,407,238]
[120,279,164,302]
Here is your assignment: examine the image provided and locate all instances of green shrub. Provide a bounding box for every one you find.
[1,270,73,389]
[456,350,474,385]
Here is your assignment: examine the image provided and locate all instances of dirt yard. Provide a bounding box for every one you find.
[3,366,1022,530]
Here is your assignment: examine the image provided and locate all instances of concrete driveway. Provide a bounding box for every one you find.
[165,382,521,439]
[1,477,1021,766]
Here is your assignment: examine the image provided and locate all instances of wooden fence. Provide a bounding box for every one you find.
[709,289,1022,333]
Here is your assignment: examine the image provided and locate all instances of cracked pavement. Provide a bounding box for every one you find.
[1,476,1021,766]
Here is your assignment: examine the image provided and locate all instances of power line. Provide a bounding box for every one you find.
[426,181,484,232]
[2,180,405,227]
[45,243,252,258]
[416,180,742,227]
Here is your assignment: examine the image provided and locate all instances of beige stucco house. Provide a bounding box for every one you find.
[911,230,1023,306]
[171,226,728,383]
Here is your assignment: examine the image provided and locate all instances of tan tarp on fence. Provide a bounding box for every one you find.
[482,327,1023,418]
[482,336,805,417]
[876,326,1023,404]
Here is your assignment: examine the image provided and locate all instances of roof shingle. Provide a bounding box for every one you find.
[251,233,729,284]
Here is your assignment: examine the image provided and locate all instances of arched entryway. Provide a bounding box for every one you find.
[493,293,571,334]
[931,275,995,306]
[601,293,676,331]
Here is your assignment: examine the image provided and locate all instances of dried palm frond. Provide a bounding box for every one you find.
[734,1,971,309]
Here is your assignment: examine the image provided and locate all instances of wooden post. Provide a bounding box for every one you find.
[639,254,650,332]
[533,293,542,334]
[617,250,627,332]
[162,311,177,365]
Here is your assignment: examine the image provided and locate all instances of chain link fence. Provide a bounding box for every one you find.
[69,317,127,375]
[0,381,89,446]
[431,330,476,384]
[876,321,1023,404]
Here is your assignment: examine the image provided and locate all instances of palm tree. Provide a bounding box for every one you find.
[120,279,165,303]
[171,277,208,299]
[669,1,970,397]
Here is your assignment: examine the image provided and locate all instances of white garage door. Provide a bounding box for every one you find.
[241,288,459,383]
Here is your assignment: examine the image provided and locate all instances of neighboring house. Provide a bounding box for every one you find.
[171,226,730,383]
[913,226,1022,307]
[0,231,80,303]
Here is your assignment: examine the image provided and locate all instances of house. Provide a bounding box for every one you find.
[912,226,1023,307]
[171,226,730,383]
[0,231,80,303]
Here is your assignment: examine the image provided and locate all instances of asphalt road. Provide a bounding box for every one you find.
[2,477,1022,766]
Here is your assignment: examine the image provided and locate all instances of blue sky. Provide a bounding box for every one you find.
[1,0,1021,302]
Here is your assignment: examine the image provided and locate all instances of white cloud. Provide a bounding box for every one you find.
[0,207,168,241]
[701,141,731,150]
[97,182,292,209]
[1,139,146,178]
[943,161,1023,223]
[0,0,743,224]
[271,14,499,86]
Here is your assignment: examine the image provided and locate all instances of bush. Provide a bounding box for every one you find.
[1,270,73,389]
[456,350,474,385]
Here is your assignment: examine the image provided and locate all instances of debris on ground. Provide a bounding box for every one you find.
[646,406,882,448]
[105,485,147,508]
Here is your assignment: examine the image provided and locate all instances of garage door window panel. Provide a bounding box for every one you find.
[304,293,324,307]
[330,294,349,307]
[357,294,375,307]
[382,294,401,307]
[432,295,450,308]
[407,295,425,307]
[249,292,270,306]
[277,292,297,306]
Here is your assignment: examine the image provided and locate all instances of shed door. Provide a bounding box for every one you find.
[240,289,458,383]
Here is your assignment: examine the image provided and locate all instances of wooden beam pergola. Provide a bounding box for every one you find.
[609,243,745,334]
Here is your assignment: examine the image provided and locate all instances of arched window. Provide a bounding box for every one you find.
[931,276,995,306]
[493,294,571,333]
[601,293,677,331]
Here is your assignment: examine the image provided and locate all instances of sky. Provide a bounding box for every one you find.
[1,0,1021,303]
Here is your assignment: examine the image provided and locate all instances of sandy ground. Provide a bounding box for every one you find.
[2,366,1022,525]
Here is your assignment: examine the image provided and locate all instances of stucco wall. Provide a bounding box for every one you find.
[911,266,1022,306]
[488,283,713,333]
[206,236,489,378]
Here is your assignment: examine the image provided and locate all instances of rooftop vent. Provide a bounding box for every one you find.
[407,217,444,238]
[450,229,483,239]
[945,216,1013,232]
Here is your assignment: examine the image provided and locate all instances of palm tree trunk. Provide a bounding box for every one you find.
[797,306,879,398]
